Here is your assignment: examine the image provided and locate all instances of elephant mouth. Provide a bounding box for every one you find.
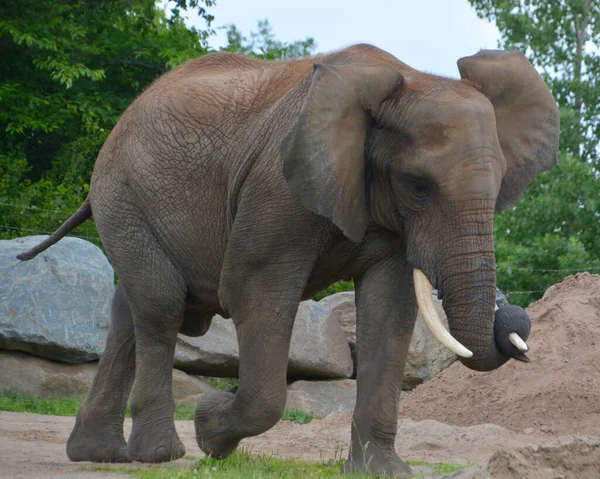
[413,269,529,358]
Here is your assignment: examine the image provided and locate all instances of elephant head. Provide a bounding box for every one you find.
[282,48,558,371]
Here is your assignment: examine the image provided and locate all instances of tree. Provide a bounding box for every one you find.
[0,0,214,241]
[221,20,316,60]
[468,0,600,162]
[468,0,600,306]
[495,153,600,306]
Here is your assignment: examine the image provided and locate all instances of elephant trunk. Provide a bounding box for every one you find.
[437,248,508,372]
[414,208,529,371]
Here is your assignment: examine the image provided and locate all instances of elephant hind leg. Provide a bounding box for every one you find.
[120,244,188,463]
[67,283,135,463]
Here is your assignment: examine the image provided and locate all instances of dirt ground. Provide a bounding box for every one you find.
[1,273,599,478]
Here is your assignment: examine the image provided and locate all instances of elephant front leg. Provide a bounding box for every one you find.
[67,284,135,463]
[194,204,322,458]
[194,267,312,458]
[343,254,418,478]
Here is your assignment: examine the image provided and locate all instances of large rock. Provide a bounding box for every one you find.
[0,350,216,405]
[319,291,457,388]
[0,350,96,398]
[0,236,114,362]
[288,300,353,378]
[175,318,240,377]
[318,292,357,371]
[171,369,217,406]
[285,379,356,417]
[405,298,456,389]
[175,300,353,379]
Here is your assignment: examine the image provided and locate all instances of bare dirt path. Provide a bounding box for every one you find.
[0,410,545,478]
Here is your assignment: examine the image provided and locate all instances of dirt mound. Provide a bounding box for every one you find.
[460,435,600,479]
[399,273,600,436]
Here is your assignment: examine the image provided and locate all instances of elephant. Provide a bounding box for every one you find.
[17,43,558,476]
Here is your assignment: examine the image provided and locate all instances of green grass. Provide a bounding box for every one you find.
[0,392,315,424]
[281,408,317,424]
[0,392,84,416]
[201,377,239,392]
[81,450,471,478]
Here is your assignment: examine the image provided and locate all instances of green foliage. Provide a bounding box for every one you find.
[0,0,214,241]
[221,20,316,60]
[313,281,355,302]
[467,0,600,305]
[468,0,600,162]
[495,153,600,306]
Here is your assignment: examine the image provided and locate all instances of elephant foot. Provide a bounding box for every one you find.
[67,418,131,463]
[127,424,186,463]
[343,451,412,478]
[194,391,243,459]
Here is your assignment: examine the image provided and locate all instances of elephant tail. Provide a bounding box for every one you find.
[16,196,93,261]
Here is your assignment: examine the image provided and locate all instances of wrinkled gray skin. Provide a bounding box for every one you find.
[18,44,558,476]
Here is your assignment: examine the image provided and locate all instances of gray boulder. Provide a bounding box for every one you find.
[171,369,218,406]
[319,291,457,388]
[404,298,456,389]
[318,292,357,372]
[288,300,353,378]
[175,317,239,377]
[285,379,356,417]
[0,350,216,405]
[0,350,96,398]
[175,300,353,379]
[0,236,114,362]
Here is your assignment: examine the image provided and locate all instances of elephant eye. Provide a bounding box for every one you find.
[407,178,431,200]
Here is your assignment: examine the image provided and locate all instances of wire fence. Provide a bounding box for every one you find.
[2,199,598,298]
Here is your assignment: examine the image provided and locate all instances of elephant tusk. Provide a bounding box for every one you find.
[509,332,529,352]
[413,269,473,359]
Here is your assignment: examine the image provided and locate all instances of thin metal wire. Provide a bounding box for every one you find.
[0,201,74,216]
[0,225,101,243]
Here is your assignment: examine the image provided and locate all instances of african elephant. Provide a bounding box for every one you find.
[17,44,558,476]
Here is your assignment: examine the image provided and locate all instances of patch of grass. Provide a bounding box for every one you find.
[0,392,193,420]
[81,450,371,479]
[0,392,84,416]
[406,459,473,474]
[80,454,472,479]
[173,404,195,421]
[201,376,239,392]
[0,393,314,425]
[281,408,317,424]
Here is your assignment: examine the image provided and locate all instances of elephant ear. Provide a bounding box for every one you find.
[281,63,402,243]
[457,50,560,212]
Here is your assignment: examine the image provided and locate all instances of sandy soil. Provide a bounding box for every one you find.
[1,273,599,478]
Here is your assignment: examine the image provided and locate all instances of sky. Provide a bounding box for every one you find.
[185,0,501,78]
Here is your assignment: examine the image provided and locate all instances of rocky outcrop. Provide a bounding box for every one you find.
[0,350,215,406]
[174,318,240,377]
[285,379,357,417]
[0,236,113,363]
[171,369,217,406]
[175,301,354,379]
[288,300,353,379]
[0,350,96,398]
[319,292,457,388]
